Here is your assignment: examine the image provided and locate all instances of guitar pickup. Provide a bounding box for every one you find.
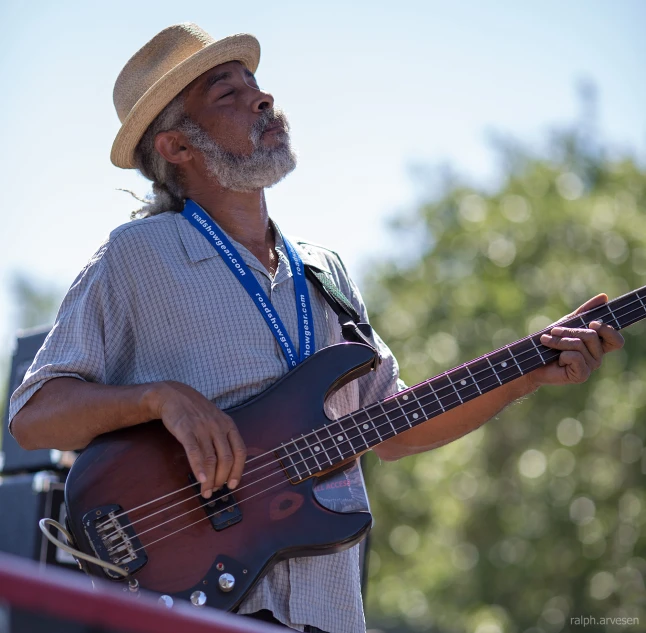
[189,476,242,532]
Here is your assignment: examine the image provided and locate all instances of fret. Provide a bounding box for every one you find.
[468,358,500,392]
[424,381,446,413]
[407,402,422,426]
[465,364,482,395]
[302,434,324,471]
[323,425,344,461]
[449,367,480,402]
[396,393,425,429]
[486,356,503,386]
[328,421,354,459]
[512,338,542,374]
[431,375,462,410]
[312,429,334,465]
[632,292,646,327]
[509,348,523,374]
[318,427,343,464]
[530,337,545,364]
[345,413,370,450]
[386,391,426,430]
[415,380,444,419]
[489,348,523,382]
[367,411,384,442]
[352,409,381,446]
[301,457,313,476]
[449,376,465,404]
[411,383,444,417]
[390,398,413,430]
[579,304,608,328]
[429,381,447,412]
[637,291,646,313]
[606,303,620,329]
[612,291,642,329]
[338,414,367,454]
[294,437,315,475]
[278,442,304,481]
[378,401,400,436]
[540,348,561,367]
[406,390,430,421]
[465,357,500,397]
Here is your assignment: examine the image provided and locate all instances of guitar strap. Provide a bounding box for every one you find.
[304,265,382,367]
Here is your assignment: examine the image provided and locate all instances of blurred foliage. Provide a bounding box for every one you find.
[9,274,62,332]
[362,117,646,633]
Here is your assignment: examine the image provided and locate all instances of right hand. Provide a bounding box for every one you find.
[151,381,246,498]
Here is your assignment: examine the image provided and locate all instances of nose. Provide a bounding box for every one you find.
[252,89,274,113]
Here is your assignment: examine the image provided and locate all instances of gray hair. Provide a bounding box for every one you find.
[131,93,188,218]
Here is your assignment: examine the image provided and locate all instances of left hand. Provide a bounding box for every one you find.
[530,293,625,387]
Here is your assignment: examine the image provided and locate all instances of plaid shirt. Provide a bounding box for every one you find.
[9,210,403,633]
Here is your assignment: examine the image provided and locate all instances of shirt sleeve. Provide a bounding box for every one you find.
[344,274,407,406]
[324,252,407,406]
[8,241,134,431]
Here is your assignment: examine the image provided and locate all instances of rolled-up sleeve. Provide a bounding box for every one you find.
[347,275,407,406]
[8,242,133,430]
[324,254,407,406]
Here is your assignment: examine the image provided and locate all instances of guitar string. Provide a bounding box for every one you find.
[113,305,645,563]
[101,297,642,546]
[102,336,562,544]
[116,345,581,561]
[104,293,637,527]
[109,302,645,559]
[102,297,642,547]
[113,347,559,550]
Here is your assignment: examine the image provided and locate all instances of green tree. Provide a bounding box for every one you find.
[363,117,646,633]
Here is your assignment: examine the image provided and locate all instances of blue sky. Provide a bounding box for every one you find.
[0,0,644,352]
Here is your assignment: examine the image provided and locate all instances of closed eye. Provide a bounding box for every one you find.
[219,91,234,100]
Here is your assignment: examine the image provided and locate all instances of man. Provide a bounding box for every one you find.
[9,23,624,633]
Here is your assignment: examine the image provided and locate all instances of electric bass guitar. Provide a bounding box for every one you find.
[64,285,646,611]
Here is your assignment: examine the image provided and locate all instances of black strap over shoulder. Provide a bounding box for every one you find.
[305,266,382,367]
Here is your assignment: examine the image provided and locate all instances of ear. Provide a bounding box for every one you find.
[154,130,193,165]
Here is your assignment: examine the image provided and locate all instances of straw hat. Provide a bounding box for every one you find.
[111,23,260,169]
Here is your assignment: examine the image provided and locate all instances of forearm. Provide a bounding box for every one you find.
[373,374,537,461]
[10,377,163,451]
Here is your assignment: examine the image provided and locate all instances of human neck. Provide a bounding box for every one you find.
[188,186,272,251]
[187,184,276,274]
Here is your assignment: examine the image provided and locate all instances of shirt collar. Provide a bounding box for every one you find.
[175,211,266,273]
[175,211,331,275]
[289,240,332,274]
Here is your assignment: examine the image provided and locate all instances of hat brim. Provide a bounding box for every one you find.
[111,33,260,169]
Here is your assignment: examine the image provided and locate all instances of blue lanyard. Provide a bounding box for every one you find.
[182,199,315,368]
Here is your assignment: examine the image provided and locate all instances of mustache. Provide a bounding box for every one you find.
[250,108,290,145]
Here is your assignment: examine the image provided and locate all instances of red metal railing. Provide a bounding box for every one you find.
[0,552,282,632]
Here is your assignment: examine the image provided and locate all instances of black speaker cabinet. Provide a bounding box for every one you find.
[0,471,78,572]
[0,326,66,474]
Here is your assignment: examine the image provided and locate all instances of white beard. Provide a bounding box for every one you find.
[180,108,297,192]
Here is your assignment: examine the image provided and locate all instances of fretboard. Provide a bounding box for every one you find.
[278,285,646,482]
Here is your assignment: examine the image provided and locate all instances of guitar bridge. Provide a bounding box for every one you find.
[83,504,148,579]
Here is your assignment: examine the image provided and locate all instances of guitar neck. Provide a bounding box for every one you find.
[284,285,646,478]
